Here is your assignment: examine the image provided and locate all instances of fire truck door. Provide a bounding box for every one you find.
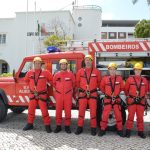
[15,61,34,105]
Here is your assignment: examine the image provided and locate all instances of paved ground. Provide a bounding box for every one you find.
[0,109,150,150]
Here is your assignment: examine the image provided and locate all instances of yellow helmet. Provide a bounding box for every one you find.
[134,63,143,70]
[59,59,68,64]
[33,57,42,62]
[84,55,93,61]
[108,63,117,69]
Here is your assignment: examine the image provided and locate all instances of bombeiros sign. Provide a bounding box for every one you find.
[105,43,139,50]
[88,41,150,52]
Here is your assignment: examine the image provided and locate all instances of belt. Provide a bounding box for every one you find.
[30,90,47,101]
[103,95,120,106]
[30,90,47,96]
[128,95,145,106]
[78,88,98,100]
[105,95,120,100]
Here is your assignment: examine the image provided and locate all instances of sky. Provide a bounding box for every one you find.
[0,0,149,20]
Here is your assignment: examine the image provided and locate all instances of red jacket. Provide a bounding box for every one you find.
[53,71,75,94]
[100,75,124,97]
[76,67,101,96]
[125,75,148,98]
[24,69,53,99]
[76,68,101,97]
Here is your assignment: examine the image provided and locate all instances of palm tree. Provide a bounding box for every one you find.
[132,0,150,5]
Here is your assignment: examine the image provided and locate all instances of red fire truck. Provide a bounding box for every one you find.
[0,39,149,130]
[89,40,150,129]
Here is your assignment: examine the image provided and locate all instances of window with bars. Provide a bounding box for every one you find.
[0,34,6,44]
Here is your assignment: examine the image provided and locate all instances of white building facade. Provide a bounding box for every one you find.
[0,5,137,73]
[101,20,138,40]
[72,5,102,40]
[0,5,102,73]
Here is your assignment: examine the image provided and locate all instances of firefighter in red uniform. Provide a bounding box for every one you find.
[53,59,75,133]
[75,55,101,136]
[125,63,148,138]
[23,57,52,133]
[98,63,124,137]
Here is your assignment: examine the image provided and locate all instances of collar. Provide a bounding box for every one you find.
[34,69,42,73]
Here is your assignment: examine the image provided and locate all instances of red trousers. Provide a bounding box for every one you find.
[78,98,97,128]
[55,93,72,126]
[100,104,123,130]
[28,99,50,125]
[126,104,145,131]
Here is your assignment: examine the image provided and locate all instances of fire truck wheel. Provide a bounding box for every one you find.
[0,99,8,122]
[97,98,126,131]
[106,106,126,131]
[10,107,26,114]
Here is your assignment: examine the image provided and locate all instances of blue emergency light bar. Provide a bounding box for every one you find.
[47,46,61,53]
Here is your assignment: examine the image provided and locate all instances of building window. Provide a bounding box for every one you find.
[101,32,107,39]
[128,32,134,39]
[118,32,126,39]
[2,63,8,73]
[78,17,82,21]
[52,60,76,75]
[0,34,6,44]
[78,23,82,27]
[108,32,117,39]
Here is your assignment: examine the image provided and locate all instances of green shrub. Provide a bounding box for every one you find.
[0,73,13,77]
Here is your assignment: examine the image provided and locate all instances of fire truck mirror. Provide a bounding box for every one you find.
[13,69,17,82]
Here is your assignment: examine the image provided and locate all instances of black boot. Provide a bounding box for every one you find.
[75,127,83,135]
[98,129,106,137]
[23,123,33,131]
[125,129,131,138]
[91,128,97,136]
[117,130,124,137]
[138,131,146,139]
[45,125,52,133]
[65,126,71,134]
[54,125,62,133]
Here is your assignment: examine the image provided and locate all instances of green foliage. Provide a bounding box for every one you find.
[134,19,150,38]
[0,73,12,77]
[132,0,150,5]
[43,35,67,47]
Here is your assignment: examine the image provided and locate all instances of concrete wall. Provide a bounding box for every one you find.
[72,6,102,40]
